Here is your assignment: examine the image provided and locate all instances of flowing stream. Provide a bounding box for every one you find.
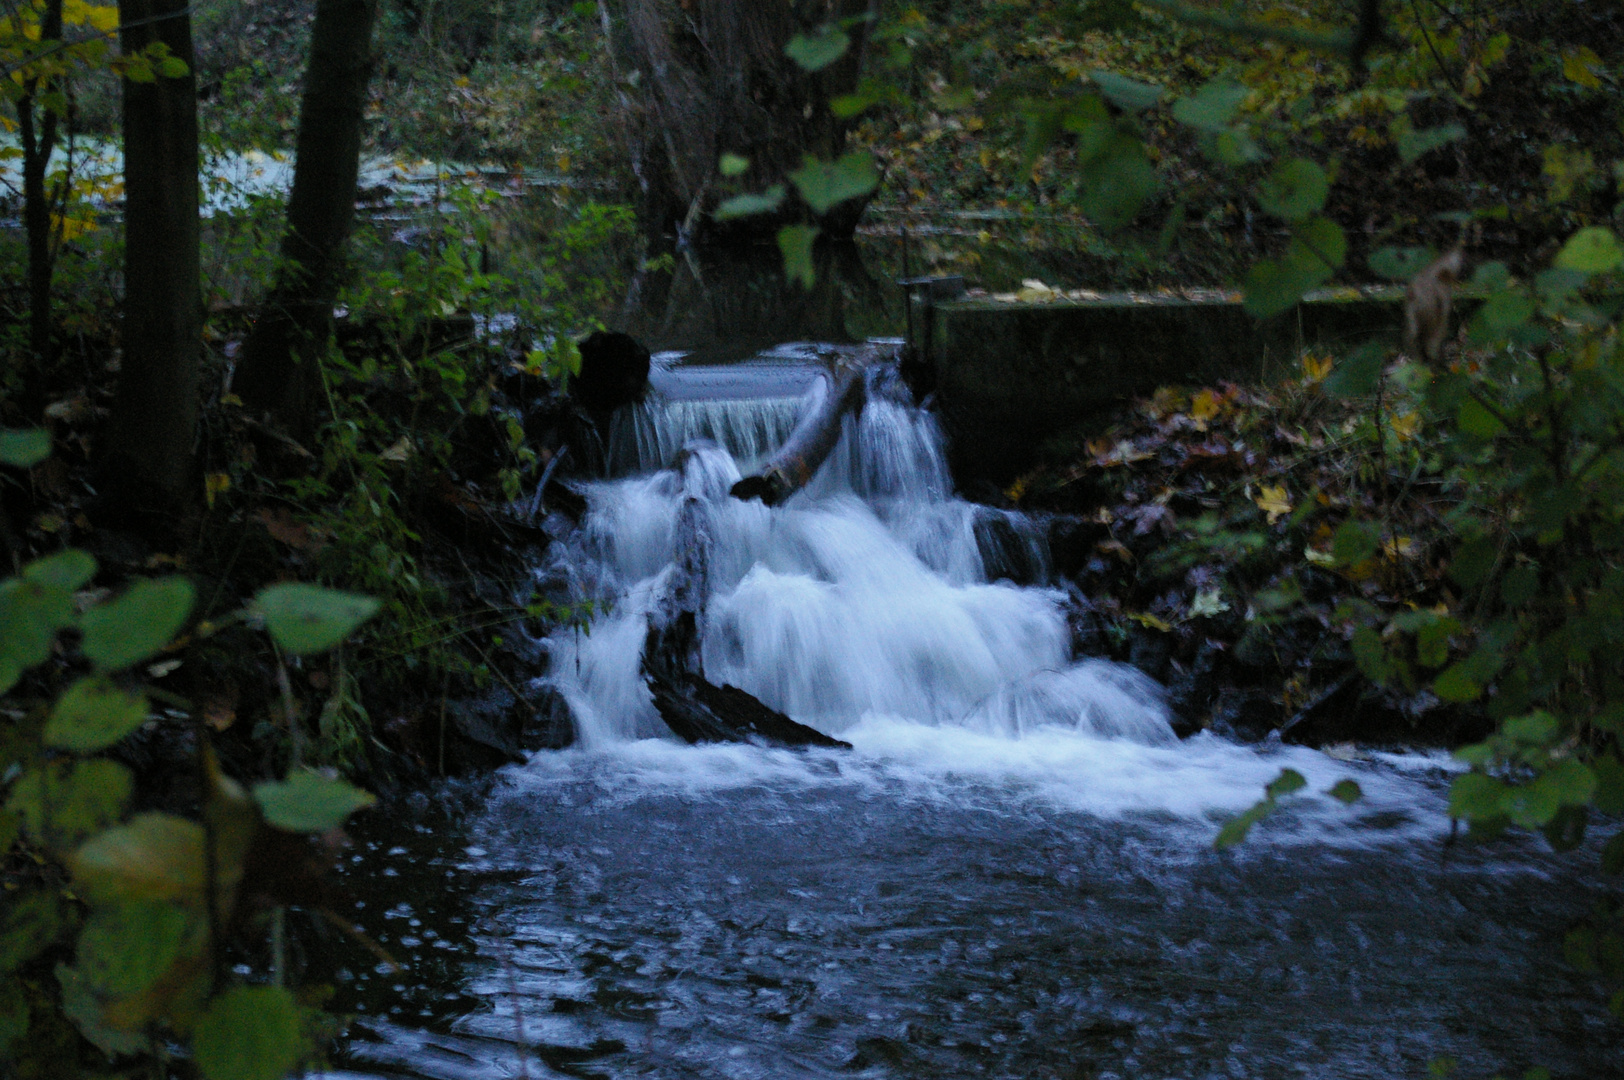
[324,347,1618,1080]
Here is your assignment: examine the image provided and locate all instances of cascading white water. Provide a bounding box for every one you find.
[542,362,1170,749]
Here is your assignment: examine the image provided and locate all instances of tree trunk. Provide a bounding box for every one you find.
[597,0,878,245]
[16,0,64,387]
[232,0,379,441]
[104,0,201,510]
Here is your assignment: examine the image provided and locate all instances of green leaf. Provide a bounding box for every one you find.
[56,962,148,1057]
[714,185,784,221]
[1504,710,1560,745]
[1256,158,1328,222]
[192,985,306,1080]
[1242,256,1306,318]
[70,812,206,907]
[1214,798,1273,850]
[5,759,131,848]
[1089,70,1163,111]
[1323,341,1385,398]
[0,577,75,692]
[788,153,879,216]
[1448,536,1497,588]
[1416,618,1457,668]
[0,429,50,469]
[1449,771,1507,819]
[1500,565,1540,608]
[22,550,95,591]
[1368,246,1436,282]
[1,891,65,974]
[1501,776,1563,829]
[1396,123,1465,165]
[1171,80,1247,132]
[784,25,849,72]
[1542,758,1597,807]
[1265,768,1307,799]
[1468,290,1534,341]
[43,676,150,753]
[1554,227,1623,274]
[74,901,193,997]
[1327,779,1362,804]
[1456,397,1506,439]
[158,55,189,78]
[1603,829,1624,875]
[79,577,194,671]
[1331,519,1380,564]
[718,153,749,177]
[1077,137,1157,229]
[778,224,818,291]
[1213,128,1266,166]
[1593,755,1624,816]
[1243,218,1344,317]
[0,978,26,1058]
[1470,261,1510,291]
[252,771,376,833]
[1433,660,1484,703]
[254,583,379,656]
[1289,216,1346,273]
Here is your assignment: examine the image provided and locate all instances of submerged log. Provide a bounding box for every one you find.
[730,364,867,505]
[643,612,851,750]
[640,491,849,749]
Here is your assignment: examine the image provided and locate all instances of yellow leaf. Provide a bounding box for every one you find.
[1563,46,1604,90]
[1388,410,1422,442]
[1303,545,1336,566]
[1190,388,1222,422]
[1301,352,1332,383]
[203,472,230,509]
[1128,612,1173,632]
[1383,536,1416,559]
[1255,484,1292,524]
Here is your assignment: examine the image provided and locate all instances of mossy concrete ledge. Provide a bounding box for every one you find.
[930,287,1404,485]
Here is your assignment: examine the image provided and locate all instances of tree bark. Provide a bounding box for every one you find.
[597,0,878,245]
[17,0,64,386]
[232,0,379,441]
[104,0,201,509]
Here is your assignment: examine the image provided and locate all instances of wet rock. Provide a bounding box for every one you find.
[973,509,1046,585]
[445,686,578,770]
[1045,514,1109,579]
[1062,587,1106,658]
[520,685,576,751]
[1164,640,1220,738]
[1127,625,1171,682]
[1281,679,1492,748]
[1207,686,1279,742]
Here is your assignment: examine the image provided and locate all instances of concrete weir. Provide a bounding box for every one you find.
[924,286,1407,484]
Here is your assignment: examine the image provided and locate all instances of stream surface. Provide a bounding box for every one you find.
[323,350,1618,1080]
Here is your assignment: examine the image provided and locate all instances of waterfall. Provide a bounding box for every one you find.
[540,353,1170,749]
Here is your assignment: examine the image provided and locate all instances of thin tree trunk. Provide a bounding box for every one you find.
[17,0,64,381]
[232,0,379,442]
[104,0,201,509]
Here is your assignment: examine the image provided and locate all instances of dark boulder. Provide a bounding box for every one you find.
[573,330,651,413]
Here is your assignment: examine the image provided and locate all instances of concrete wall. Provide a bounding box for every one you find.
[928,288,1406,485]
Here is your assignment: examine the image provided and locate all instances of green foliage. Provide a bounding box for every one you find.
[0,428,51,468]
[1215,768,1361,849]
[786,25,850,73]
[192,985,306,1080]
[253,770,376,833]
[1,434,381,1076]
[255,583,380,656]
